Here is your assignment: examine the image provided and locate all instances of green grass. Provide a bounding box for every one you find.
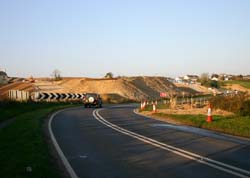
[221,80,250,89]
[0,102,79,178]
[0,101,78,122]
[152,113,250,138]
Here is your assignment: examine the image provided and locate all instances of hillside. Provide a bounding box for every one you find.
[56,77,199,101]
[0,76,200,101]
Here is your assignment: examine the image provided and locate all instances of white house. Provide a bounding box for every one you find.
[0,71,8,84]
[175,77,184,83]
[211,77,219,81]
[184,75,199,83]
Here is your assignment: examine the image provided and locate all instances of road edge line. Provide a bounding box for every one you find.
[48,108,79,178]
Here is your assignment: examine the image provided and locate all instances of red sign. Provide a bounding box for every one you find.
[160,92,167,97]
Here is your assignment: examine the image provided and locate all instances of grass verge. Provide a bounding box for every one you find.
[0,101,77,122]
[150,112,250,138]
[0,102,79,178]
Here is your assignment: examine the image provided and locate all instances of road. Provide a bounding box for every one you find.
[50,105,250,178]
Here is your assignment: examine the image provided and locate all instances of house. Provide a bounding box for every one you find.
[184,75,199,83]
[211,77,219,81]
[211,74,219,81]
[175,77,184,83]
[167,77,175,83]
[243,75,250,80]
[0,70,8,84]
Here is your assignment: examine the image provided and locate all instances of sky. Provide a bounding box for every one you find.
[0,0,250,78]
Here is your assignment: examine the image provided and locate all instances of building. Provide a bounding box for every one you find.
[175,77,184,83]
[0,70,8,85]
[243,75,250,80]
[184,75,199,83]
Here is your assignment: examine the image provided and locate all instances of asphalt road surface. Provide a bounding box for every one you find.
[50,105,250,178]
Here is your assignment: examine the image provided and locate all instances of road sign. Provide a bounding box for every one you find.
[160,92,167,97]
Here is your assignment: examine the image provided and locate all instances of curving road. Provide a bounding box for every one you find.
[50,105,250,178]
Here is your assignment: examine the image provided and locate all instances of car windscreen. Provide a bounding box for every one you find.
[86,94,98,98]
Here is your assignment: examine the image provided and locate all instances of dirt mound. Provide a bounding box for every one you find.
[58,77,146,100]
[0,76,201,101]
[101,93,132,103]
[57,77,199,101]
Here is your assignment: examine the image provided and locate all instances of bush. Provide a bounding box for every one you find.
[239,100,250,116]
[210,80,220,88]
[210,93,250,116]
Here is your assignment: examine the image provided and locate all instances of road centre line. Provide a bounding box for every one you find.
[93,109,250,178]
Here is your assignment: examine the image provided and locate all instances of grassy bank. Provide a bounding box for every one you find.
[151,112,250,138]
[0,102,79,178]
[0,101,76,122]
[221,80,250,89]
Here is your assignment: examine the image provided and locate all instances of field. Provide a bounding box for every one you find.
[226,80,250,89]
[221,80,250,90]
[0,102,79,178]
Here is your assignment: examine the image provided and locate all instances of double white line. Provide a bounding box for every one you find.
[93,109,250,178]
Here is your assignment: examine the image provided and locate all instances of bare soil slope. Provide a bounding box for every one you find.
[0,76,200,101]
[57,77,198,101]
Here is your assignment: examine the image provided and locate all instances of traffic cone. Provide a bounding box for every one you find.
[206,103,213,122]
[153,103,157,113]
[140,101,144,110]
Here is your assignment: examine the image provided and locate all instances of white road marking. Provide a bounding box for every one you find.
[49,109,79,178]
[93,109,250,178]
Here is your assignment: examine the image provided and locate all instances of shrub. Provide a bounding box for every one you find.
[210,93,250,116]
[239,100,250,116]
[210,80,220,88]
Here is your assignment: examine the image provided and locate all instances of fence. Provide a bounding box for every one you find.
[8,90,30,101]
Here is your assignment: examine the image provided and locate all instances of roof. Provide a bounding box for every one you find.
[186,75,199,78]
[0,71,7,76]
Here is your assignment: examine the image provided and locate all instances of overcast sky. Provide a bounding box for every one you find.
[1,0,250,78]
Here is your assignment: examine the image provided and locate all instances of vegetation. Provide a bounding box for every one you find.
[199,73,210,86]
[104,72,114,79]
[221,80,250,89]
[210,94,250,116]
[199,73,220,89]
[0,101,70,122]
[152,113,250,138]
[0,101,79,178]
[51,69,62,81]
[140,94,250,137]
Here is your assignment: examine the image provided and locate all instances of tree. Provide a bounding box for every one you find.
[51,69,62,81]
[200,73,210,86]
[210,80,220,89]
[105,72,114,79]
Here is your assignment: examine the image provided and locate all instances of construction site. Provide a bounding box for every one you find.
[0,76,215,102]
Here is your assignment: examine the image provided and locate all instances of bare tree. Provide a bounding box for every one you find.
[51,69,62,81]
[200,73,210,85]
